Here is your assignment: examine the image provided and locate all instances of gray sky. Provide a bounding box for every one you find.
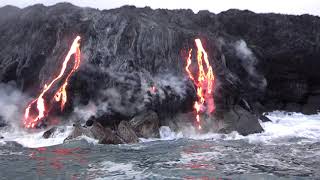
[1,0,320,16]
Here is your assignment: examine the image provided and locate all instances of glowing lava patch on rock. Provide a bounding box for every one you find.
[185,39,215,130]
[24,36,81,128]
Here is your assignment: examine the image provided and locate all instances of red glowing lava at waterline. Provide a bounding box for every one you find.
[185,39,215,130]
[24,36,81,128]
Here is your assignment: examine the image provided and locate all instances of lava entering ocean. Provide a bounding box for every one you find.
[185,39,215,130]
[24,36,81,128]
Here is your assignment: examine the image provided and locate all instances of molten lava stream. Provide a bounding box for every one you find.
[185,39,215,130]
[24,36,81,128]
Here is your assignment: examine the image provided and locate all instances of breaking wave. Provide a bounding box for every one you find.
[147,111,320,144]
[0,126,74,148]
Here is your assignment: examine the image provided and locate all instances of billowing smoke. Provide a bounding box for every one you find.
[72,101,97,123]
[71,63,193,124]
[153,74,189,100]
[234,40,267,90]
[0,82,30,127]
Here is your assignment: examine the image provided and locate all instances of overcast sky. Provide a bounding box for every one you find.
[1,0,320,16]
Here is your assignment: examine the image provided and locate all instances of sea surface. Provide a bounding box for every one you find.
[0,112,320,180]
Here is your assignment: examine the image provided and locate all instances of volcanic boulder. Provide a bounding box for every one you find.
[64,123,92,142]
[219,105,264,136]
[90,120,125,144]
[98,128,124,145]
[259,115,272,123]
[130,111,160,138]
[117,121,139,143]
[42,127,58,139]
[89,120,110,140]
[64,121,125,144]
[89,121,126,144]
[0,116,7,128]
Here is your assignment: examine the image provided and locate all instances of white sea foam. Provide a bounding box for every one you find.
[0,126,73,148]
[156,111,320,144]
[229,111,320,144]
[1,111,319,148]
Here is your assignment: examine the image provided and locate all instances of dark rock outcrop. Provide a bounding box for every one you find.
[89,121,107,140]
[130,111,160,138]
[65,120,142,144]
[64,121,124,144]
[302,95,320,114]
[42,127,58,139]
[89,121,126,144]
[90,120,124,144]
[117,121,139,143]
[98,127,124,145]
[259,115,272,123]
[1,3,320,137]
[43,126,66,139]
[64,123,92,142]
[219,105,264,136]
[0,116,7,128]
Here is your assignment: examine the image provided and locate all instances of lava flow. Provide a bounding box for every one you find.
[185,39,215,130]
[24,36,81,128]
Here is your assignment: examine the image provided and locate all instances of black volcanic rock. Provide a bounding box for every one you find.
[302,95,320,114]
[1,3,320,136]
[64,123,92,142]
[284,103,302,113]
[259,115,272,123]
[42,126,66,138]
[42,127,58,139]
[222,105,264,136]
[0,116,7,128]
[117,121,139,143]
[99,127,124,145]
[64,121,126,144]
[130,110,160,138]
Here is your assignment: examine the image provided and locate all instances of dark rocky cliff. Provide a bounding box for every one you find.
[0,3,320,135]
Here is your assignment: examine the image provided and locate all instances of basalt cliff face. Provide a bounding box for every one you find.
[0,3,320,137]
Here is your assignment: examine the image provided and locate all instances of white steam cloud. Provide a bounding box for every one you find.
[234,40,267,89]
[71,64,189,122]
[0,82,30,127]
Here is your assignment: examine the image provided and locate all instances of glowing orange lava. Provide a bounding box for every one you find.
[150,86,157,94]
[185,39,215,130]
[24,36,81,128]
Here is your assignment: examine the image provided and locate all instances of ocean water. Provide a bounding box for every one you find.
[0,112,320,180]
